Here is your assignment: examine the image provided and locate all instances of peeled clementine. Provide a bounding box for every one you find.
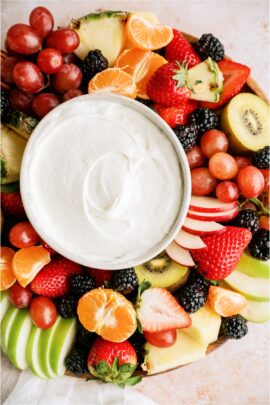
[88,68,137,98]
[208,285,247,317]
[0,247,16,291]
[77,288,137,342]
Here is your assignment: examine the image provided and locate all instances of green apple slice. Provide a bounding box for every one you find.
[7,309,32,369]
[1,306,19,354]
[0,291,11,323]
[240,299,270,323]
[26,325,49,379]
[38,317,61,378]
[237,252,269,279]
[49,317,77,376]
[225,270,270,302]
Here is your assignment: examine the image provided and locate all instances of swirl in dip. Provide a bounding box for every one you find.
[22,95,183,268]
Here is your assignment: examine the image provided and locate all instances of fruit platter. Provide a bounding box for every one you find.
[1,6,270,388]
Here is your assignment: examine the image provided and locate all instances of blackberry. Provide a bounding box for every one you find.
[220,315,248,339]
[80,49,108,90]
[1,90,12,122]
[65,347,88,374]
[196,33,225,62]
[110,268,138,294]
[136,98,153,108]
[76,321,95,351]
[178,271,210,313]
[189,108,219,136]
[249,229,270,261]
[128,332,145,367]
[55,295,77,318]
[252,146,270,169]
[234,209,259,234]
[173,124,198,153]
[70,274,96,297]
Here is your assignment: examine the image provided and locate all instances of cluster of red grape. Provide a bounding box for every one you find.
[1,6,83,118]
[186,129,268,204]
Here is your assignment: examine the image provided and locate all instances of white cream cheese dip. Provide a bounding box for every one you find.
[21,94,186,269]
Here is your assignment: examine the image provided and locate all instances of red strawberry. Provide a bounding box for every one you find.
[147,61,192,106]
[30,256,82,297]
[191,226,252,280]
[154,99,198,128]
[88,337,140,386]
[201,59,251,110]
[87,268,113,287]
[136,287,191,332]
[165,29,201,68]
[1,192,26,218]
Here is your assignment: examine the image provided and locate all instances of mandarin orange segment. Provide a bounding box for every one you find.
[0,247,16,291]
[208,286,247,317]
[115,48,167,99]
[77,288,137,342]
[126,14,173,51]
[12,246,51,287]
[88,68,137,98]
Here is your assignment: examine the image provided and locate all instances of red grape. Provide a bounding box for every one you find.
[200,129,228,158]
[259,169,270,191]
[186,146,206,170]
[209,152,238,180]
[9,221,39,248]
[63,89,83,101]
[234,155,252,171]
[46,29,80,53]
[32,93,60,118]
[144,329,177,348]
[30,297,57,329]
[62,52,80,65]
[51,63,82,94]
[29,6,54,39]
[1,56,22,84]
[191,167,217,196]
[6,24,42,55]
[216,181,239,203]
[242,201,257,211]
[9,283,32,308]
[259,215,270,231]
[37,48,63,74]
[9,89,34,114]
[237,166,265,198]
[13,62,45,94]
[40,239,56,255]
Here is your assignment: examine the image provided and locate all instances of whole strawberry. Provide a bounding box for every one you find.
[88,337,141,387]
[30,256,82,297]
[147,61,193,106]
[191,226,252,280]
[86,268,113,287]
[1,191,26,218]
[165,29,201,68]
[154,99,198,128]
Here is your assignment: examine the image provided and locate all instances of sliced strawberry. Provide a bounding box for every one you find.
[137,287,191,332]
[154,99,198,128]
[201,59,250,110]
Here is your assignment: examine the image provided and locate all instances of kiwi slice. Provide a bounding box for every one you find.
[135,252,190,292]
[221,93,270,153]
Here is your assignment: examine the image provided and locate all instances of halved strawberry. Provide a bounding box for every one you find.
[201,59,250,110]
[136,287,191,332]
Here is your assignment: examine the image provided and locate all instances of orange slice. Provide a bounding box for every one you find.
[0,247,16,291]
[115,48,167,99]
[77,288,137,342]
[88,68,137,98]
[208,286,247,317]
[126,14,173,51]
[12,246,51,287]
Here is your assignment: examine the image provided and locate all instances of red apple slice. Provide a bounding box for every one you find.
[189,196,238,213]
[175,229,206,250]
[187,207,238,222]
[166,241,195,267]
[182,217,225,236]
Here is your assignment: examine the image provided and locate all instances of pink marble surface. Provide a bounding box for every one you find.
[1,1,270,404]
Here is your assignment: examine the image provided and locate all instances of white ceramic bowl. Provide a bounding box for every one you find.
[20,94,191,269]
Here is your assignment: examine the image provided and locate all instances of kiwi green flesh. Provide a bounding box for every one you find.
[221,93,270,152]
[135,254,190,292]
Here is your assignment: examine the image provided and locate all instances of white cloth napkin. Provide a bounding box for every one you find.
[4,370,157,405]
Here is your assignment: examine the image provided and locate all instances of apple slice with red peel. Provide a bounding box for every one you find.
[189,196,238,213]
[166,241,195,267]
[182,217,225,236]
[175,229,206,250]
[187,207,238,222]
